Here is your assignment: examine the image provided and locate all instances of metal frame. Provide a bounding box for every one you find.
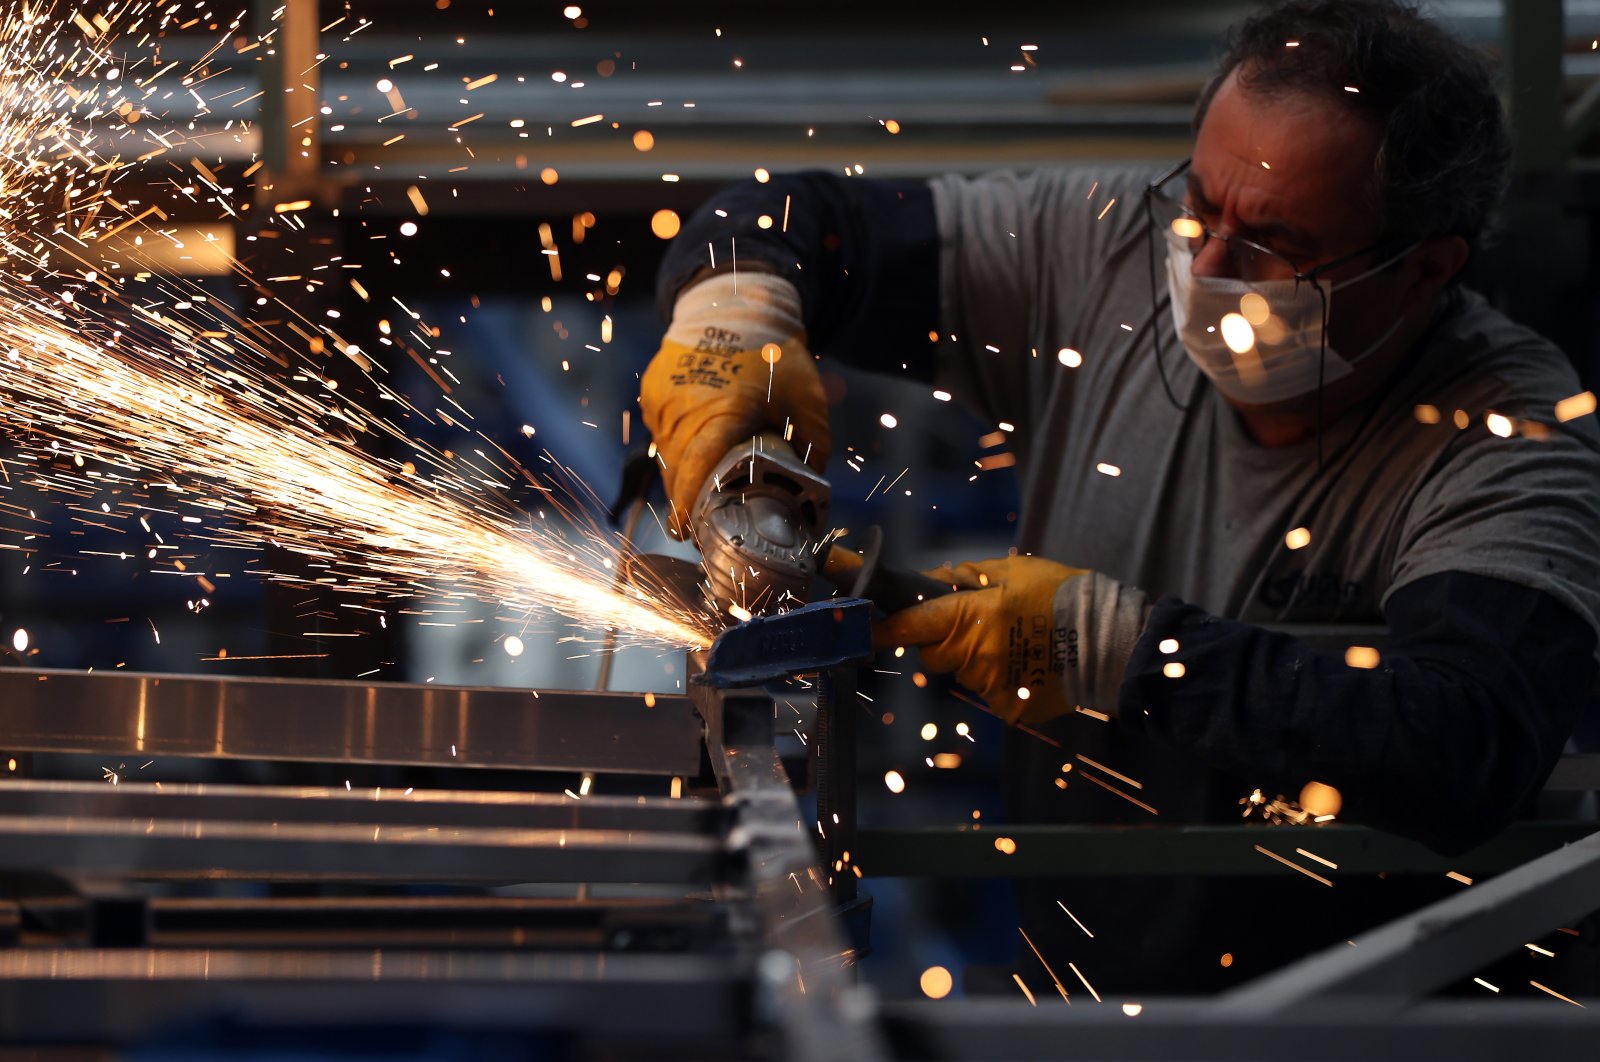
[0,662,886,1060]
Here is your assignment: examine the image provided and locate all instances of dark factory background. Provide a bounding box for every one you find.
[0,0,1596,1003]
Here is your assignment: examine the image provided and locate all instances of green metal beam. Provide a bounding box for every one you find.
[855,821,1594,878]
[1503,0,1567,174]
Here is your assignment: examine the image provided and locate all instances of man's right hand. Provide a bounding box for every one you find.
[640,272,831,538]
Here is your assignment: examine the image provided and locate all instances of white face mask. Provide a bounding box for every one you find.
[1165,230,1419,406]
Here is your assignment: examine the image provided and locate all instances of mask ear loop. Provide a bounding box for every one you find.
[1313,277,1330,473]
[1145,189,1193,413]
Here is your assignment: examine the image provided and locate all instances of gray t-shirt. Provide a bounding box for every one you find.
[930,166,1600,641]
[926,165,1600,993]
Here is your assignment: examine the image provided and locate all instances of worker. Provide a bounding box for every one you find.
[641,0,1600,992]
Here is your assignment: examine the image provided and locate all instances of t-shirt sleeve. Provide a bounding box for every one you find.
[1387,368,1600,647]
[927,167,1153,435]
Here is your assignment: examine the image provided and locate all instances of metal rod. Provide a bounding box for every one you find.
[0,668,700,776]
[595,496,648,692]
[0,779,720,834]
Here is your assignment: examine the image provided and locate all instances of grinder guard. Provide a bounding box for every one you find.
[692,434,830,616]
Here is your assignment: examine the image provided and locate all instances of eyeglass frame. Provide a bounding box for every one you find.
[1144,157,1410,286]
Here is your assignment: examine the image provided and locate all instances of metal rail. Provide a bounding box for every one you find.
[0,813,728,884]
[0,950,755,1045]
[0,779,722,833]
[0,667,700,776]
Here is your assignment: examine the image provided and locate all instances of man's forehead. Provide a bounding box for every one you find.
[1191,71,1384,238]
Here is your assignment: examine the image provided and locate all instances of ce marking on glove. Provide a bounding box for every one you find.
[671,352,745,389]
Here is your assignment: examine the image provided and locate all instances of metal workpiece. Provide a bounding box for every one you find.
[0,779,723,835]
[24,895,730,953]
[0,813,730,885]
[692,677,890,1062]
[0,667,700,776]
[701,599,875,687]
[0,949,757,1045]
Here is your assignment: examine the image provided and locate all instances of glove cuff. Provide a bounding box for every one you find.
[664,271,804,352]
[1053,571,1150,717]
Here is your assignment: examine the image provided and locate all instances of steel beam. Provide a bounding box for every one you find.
[23,896,728,953]
[0,949,753,1044]
[855,822,1594,878]
[0,813,728,885]
[877,999,1600,1061]
[1504,0,1567,175]
[0,667,700,776]
[252,0,321,192]
[1217,829,1600,1016]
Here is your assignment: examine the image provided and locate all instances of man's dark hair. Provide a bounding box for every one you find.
[1195,0,1511,251]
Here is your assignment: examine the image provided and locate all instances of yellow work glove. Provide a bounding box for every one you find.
[640,271,831,538]
[875,556,1151,726]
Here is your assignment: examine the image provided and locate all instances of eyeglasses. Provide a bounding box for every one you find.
[1144,158,1401,285]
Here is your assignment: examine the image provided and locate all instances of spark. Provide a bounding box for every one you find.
[1555,391,1595,423]
[1253,844,1333,886]
[1075,754,1142,790]
[1078,769,1158,815]
[1011,973,1037,1006]
[1056,900,1094,938]
[1530,981,1584,1007]
[0,5,714,660]
[1018,927,1070,1002]
[1066,962,1101,1003]
[1344,646,1381,669]
[1294,847,1337,870]
[920,966,954,999]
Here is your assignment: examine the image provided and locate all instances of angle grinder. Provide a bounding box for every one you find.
[688,432,951,620]
[690,431,831,616]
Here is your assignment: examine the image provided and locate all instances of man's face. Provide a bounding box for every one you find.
[1187,68,1418,407]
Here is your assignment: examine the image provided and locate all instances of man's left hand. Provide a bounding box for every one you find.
[874,555,1087,726]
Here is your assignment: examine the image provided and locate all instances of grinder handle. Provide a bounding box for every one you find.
[821,529,955,614]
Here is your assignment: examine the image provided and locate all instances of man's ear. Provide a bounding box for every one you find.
[1405,234,1470,307]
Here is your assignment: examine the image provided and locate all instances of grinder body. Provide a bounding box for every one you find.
[691,432,830,615]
